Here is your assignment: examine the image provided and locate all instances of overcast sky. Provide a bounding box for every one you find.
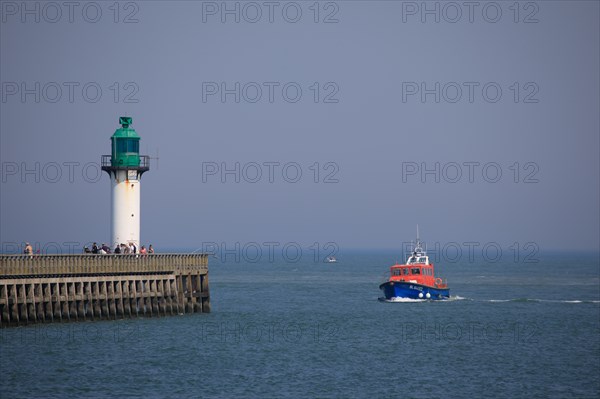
[1,1,598,253]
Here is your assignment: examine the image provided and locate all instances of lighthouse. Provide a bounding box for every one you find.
[101,117,149,249]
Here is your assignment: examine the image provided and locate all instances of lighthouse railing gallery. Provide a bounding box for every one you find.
[100,154,150,170]
[0,254,208,277]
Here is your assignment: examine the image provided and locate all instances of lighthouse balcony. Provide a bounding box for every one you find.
[101,155,150,173]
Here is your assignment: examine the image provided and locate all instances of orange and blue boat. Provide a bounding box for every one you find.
[379,230,450,300]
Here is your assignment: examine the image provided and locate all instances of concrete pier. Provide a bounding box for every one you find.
[0,254,209,327]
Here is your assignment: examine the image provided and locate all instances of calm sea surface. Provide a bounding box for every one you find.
[1,251,599,398]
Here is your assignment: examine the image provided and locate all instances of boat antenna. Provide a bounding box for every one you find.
[416,224,421,248]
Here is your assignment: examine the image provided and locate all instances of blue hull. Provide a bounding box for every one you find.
[379,281,450,300]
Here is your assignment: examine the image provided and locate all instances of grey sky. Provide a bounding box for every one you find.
[1,1,598,253]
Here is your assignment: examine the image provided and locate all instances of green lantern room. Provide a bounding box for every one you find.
[101,117,149,177]
[111,117,140,167]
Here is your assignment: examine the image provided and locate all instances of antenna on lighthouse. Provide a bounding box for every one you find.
[151,148,160,170]
[146,145,160,170]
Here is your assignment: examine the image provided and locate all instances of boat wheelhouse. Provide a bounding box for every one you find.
[379,229,450,300]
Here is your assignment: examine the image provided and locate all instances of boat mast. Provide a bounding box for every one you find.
[415,224,421,253]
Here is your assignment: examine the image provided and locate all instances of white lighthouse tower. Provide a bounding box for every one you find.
[101,117,149,250]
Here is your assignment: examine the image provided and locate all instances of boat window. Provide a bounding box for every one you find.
[393,269,401,276]
[418,257,426,263]
[402,268,409,275]
[411,268,420,275]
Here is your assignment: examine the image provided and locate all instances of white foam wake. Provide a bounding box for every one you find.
[382,297,426,303]
[380,296,461,303]
[484,298,600,304]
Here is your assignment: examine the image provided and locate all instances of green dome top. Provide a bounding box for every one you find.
[112,117,141,139]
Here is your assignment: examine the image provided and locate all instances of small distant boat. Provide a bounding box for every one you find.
[379,228,449,300]
[326,256,337,263]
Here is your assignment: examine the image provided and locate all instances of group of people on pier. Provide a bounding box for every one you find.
[20,242,156,255]
[84,242,154,255]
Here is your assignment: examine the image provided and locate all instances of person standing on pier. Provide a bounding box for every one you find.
[24,242,33,255]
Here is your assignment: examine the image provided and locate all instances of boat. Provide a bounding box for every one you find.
[326,256,337,263]
[379,229,449,300]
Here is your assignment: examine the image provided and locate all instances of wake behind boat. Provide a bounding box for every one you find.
[379,229,450,301]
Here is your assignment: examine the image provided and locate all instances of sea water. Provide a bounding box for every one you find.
[1,251,599,398]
